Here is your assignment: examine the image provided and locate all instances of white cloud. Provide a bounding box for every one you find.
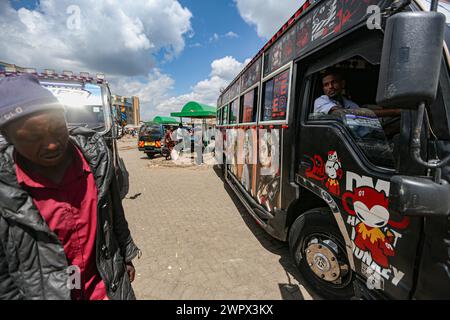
[0,1,253,123]
[113,56,248,121]
[210,56,245,80]
[209,33,220,42]
[209,31,239,43]
[189,42,202,48]
[225,31,239,39]
[0,0,192,76]
[234,0,306,39]
[109,69,175,121]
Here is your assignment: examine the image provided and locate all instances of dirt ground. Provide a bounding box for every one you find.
[118,137,313,300]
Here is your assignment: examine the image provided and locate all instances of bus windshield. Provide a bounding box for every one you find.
[41,81,106,131]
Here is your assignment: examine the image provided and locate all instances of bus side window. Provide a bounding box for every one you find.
[240,88,258,123]
[229,99,239,124]
[261,69,290,122]
[222,105,229,125]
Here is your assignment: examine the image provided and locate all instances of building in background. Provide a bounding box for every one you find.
[0,61,15,73]
[1,62,141,129]
[112,95,141,127]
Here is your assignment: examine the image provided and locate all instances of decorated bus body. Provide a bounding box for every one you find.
[216,0,450,299]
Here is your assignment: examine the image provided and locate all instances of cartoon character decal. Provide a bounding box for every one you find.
[302,161,411,288]
[341,172,411,288]
[304,151,343,196]
[342,187,410,268]
[325,151,343,196]
[306,155,326,181]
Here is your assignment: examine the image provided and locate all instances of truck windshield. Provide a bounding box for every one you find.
[416,0,450,34]
[342,110,396,168]
[41,81,106,130]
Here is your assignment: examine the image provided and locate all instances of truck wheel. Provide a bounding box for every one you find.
[146,153,154,159]
[288,208,354,300]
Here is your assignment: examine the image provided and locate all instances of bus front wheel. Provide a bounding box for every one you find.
[288,208,355,300]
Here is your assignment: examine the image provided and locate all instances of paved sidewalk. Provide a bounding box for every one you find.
[119,137,313,300]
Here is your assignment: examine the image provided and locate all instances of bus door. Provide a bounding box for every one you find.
[294,33,424,299]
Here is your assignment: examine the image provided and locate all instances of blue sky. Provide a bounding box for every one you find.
[9,0,38,10]
[10,0,264,94]
[2,0,303,120]
[162,0,265,95]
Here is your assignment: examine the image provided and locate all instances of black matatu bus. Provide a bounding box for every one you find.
[215,0,450,299]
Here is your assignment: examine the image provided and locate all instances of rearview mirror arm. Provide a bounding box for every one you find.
[383,0,412,18]
[411,102,450,175]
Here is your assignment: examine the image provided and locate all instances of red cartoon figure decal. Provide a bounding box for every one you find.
[342,187,410,268]
[325,151,343,196]
[306,155,326,181]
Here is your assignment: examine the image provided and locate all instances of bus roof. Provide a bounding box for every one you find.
[218,0,388,106]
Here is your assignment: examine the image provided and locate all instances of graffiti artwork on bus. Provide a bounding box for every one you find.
[257,129,280,212]
[241,128,257,196]
[305,151,343,197]
[296,0,382,55]
[227,128,239,177]
[342,171,410,287]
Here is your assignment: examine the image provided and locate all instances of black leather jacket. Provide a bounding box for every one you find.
[0,128,140,300]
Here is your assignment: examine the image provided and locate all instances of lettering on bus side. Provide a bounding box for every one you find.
[342,171,410,289]
[302,152,410,290]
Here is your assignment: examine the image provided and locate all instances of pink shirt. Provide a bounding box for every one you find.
[15,144,107,300]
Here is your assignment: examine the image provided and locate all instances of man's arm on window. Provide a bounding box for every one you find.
[314,96,338,114]
[373,109,401,117]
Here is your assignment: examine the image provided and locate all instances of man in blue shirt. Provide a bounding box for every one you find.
[314,71,400,118]
[314,71,359,114]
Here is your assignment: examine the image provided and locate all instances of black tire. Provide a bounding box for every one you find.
[288,207,354,300]
[146,153,154,159]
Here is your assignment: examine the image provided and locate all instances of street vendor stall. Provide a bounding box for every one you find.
[153,116,179,125]
[171,101,217,163]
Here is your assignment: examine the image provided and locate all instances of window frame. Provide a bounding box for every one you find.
[239,83,259,125]
[216,106,223,126]
[292,29,401,171]
[259,61,293,125]
[222,104,229,125]
[228,98,240,126]
[301,64,398,172]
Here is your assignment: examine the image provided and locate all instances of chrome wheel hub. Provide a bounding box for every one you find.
[306,241,341,282]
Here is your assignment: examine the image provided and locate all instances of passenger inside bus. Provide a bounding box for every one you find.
[309,59,402,168]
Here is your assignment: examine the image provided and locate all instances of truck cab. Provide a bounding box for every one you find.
[0,68,130,199]
[41,72,129,199]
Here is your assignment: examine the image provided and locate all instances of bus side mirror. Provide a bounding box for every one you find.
[376,12,446,109]
[112,121,122,139]
[389,175,450,217]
